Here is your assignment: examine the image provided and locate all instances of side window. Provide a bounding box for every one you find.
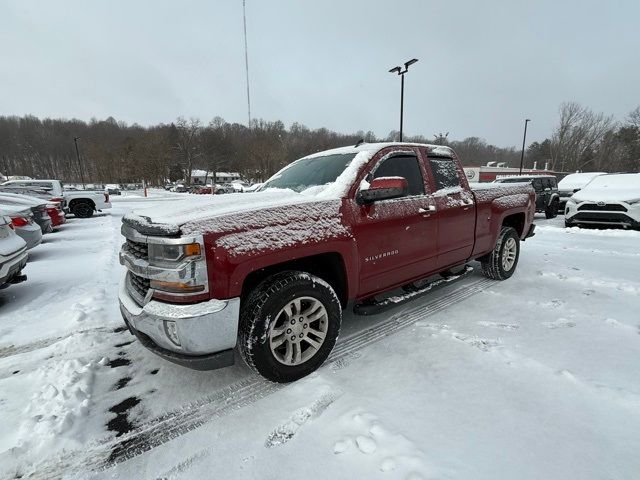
[532,178,543,191]
[541,178,552,189]
[550,177,557,188]
[429,157,461,191]
[373,155,425,196]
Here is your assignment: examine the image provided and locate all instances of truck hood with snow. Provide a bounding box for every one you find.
[123,190,345,238]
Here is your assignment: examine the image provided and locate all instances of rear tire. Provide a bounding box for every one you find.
[71,201,94,218]
[545,199,559,219]
[238,271,342,383]
[480,227,520,280]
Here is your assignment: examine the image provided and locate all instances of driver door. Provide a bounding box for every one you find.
[351,151,438,299]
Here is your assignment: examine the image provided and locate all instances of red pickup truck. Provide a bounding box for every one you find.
[119,143,535,382]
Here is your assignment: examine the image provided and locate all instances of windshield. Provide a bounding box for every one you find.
[260,153,357,193]
[496,178,532,183]
[583,174,640,190]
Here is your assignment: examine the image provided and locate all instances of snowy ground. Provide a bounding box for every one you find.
[0,191,639,480]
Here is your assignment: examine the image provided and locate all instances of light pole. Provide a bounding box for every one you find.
[519,119,531,175]
[389,58,418,142]
[73,136,86,189]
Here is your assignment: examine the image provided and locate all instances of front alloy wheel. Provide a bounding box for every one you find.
[269,297,329,366]
[239,271,341,383]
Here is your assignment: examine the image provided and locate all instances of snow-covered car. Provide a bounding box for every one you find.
[244,182,263,192]
[105,184,122,195]
[0,192,52,234]
[118,142,536,382]
[557,172,606,212]
[565,173,640,229]
[0,206,43,249]
[1,179,112,218]
[0,215,28,289]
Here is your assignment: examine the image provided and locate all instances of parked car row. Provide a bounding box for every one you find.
[0,178,113,290]
[492,172,640,229]
[1,179,112,218]
[165,181,259,194]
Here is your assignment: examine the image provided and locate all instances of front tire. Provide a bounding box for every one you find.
[239,271,342,383]
[480,227,520,280]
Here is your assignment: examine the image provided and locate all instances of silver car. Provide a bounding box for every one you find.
[0,206,43,250]
[0,215,28,289]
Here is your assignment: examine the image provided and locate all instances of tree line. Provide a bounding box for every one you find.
[0,103,638,185]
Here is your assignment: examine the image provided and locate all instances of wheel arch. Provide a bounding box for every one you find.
[501,212,526,237]
[69,198,96,210]
[240,252,349,309]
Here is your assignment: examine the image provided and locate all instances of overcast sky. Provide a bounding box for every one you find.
[2,0,639,147]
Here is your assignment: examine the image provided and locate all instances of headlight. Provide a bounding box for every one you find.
[148,242,201,266]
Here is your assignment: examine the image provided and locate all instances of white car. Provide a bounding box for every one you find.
[0,215,28,289]
[557,172,606,211]
[565,173,640,229]
[1,179,112,218]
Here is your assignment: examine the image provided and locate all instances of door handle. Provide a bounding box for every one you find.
[418,205,436,216]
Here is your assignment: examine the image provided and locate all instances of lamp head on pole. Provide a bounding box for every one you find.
[389,58,419,75]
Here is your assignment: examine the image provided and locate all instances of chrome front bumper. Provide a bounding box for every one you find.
[118,280,240,370]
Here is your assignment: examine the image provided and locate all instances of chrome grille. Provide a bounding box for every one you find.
[129,272,150,302]
[125,239,149,260]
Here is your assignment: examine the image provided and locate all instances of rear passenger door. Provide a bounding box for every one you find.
[424,153,476,269]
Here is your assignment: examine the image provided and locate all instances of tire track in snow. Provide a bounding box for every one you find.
[26,277,495,479]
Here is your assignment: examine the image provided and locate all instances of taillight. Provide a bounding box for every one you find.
[11,217,29,227]
[104,193,110,203]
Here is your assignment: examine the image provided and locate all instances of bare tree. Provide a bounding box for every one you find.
[550,102,615,171]
[174,117,202,184]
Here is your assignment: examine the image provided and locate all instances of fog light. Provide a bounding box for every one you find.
[163,320,181,346]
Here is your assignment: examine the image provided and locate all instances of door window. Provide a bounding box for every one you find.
[532,178,543,191]
[429,157,461,191]
[372,155,425,196]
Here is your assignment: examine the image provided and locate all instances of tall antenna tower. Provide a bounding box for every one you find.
[243,0,252,126]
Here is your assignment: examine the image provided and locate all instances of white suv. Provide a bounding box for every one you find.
[565,173,640,229]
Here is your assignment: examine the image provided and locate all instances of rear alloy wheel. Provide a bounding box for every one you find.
[71,201,94,218]
[239,271,341,383]
[480,226,520,280]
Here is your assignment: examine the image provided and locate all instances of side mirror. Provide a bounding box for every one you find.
[357,176,408,205]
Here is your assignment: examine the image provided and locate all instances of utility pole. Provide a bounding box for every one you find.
[243,0,252,126]
[388,59,418,142]
[519,119,531,175]
[73,136,86,189]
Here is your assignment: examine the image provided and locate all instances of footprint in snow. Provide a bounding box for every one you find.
[477,321,520,331]
[582,289,596,296]
[543,318,576,329]
[335,410,436,477]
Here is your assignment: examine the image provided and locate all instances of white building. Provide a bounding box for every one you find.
[190,170,241,185]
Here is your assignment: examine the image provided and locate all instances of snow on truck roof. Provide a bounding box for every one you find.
[302,142,453,160]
